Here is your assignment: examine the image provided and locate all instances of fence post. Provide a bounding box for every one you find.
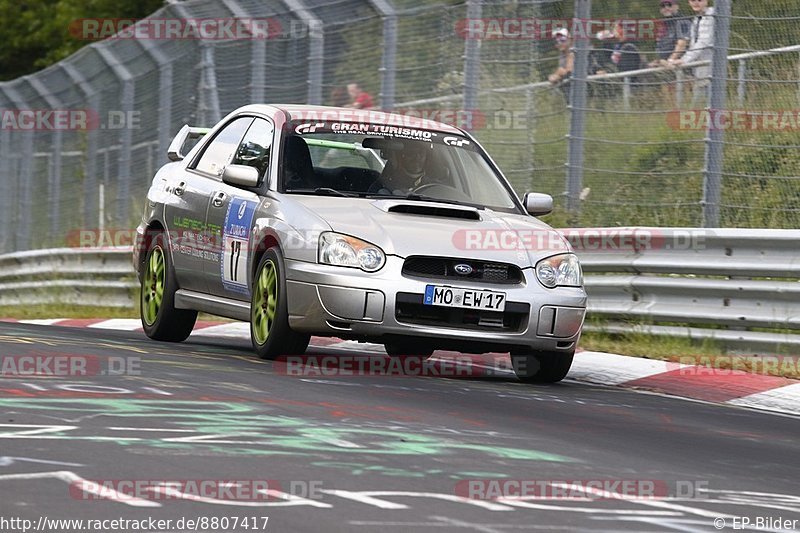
[702,0,732,228]
[463,0,482,112]
[62,63,99,230]
[675,68,685,107]
[566,0,591,218]
[138,38,174,167]
[737,59,746,107]
[525,85,536,192]
[198,43,222,126]
[281,0,323,105]
[369,0,397,111]
[96,45,135,228]
[622,76,631,111]
[27,77,64,242]
[0,122,10,253]
[3,85,33,251]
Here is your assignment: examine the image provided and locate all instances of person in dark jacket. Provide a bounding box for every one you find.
[650,0,691,67]
[610,21,644,75]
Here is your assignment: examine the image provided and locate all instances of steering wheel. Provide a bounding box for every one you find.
[412,182,472,202]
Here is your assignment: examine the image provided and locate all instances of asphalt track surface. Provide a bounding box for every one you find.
[0,321,798,533]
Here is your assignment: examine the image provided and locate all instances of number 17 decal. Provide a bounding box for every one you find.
[222,198,256,294]
[230,240,242,282]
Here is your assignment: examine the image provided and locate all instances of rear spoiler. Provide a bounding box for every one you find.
[167,125,212,162]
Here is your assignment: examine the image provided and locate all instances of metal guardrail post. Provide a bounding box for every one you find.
[566,0,592,219]
[702,0,732,228]
[96,45,135,228]
[463,0,482,113]
[368,0,397,111]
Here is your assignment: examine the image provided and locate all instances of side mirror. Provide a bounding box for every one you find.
[223,164,260,188]
[523,192,553,216]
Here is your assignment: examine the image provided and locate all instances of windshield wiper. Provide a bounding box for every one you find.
[288,188,360,198]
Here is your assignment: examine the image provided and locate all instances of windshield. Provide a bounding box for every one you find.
[281,122,521,213]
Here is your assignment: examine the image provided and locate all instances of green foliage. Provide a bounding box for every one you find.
[0,0,164,80]
[721,133,800,227]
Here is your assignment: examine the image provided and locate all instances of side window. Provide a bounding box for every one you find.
[194,117,254,177]
[232,118,274,182]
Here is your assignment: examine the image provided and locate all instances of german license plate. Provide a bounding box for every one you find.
[423,285,506,311]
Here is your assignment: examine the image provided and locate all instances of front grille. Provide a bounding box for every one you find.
[402,257,523,285]
[395,292,529,332]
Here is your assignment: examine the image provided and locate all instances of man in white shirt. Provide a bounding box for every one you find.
[669,0,714,104]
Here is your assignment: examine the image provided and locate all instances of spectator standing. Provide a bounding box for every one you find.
[609,21,644,75]
[650,0,691,67]
[345,82,374,110]
[589,30,615,75]
[548,28,574,86]
[669,0,714,104]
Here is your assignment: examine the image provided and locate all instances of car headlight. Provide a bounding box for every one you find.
[318,232,386,272]
[536,253,583,288]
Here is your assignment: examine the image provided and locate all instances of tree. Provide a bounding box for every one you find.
[0,0,164,81]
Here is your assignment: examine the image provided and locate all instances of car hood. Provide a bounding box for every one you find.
[287,196,571,268]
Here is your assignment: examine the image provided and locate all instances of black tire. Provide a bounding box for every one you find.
[250,247,310,360]
[384,341,435,358]
[511,350,574,383]
[140,233,197,342]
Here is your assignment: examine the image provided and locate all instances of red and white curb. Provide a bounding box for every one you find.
[3,318,798,417]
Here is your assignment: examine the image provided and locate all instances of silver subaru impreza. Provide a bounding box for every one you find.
[134,104,586,382]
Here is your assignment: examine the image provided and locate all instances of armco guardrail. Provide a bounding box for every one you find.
[0,247,136,307]
[1,229,798,353]
[566,228,800,354]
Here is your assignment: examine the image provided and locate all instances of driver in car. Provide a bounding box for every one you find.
[369,140,433,195]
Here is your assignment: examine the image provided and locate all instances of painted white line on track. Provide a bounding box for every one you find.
[87,318,141,330]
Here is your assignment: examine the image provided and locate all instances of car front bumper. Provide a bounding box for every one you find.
[285,256,586,353]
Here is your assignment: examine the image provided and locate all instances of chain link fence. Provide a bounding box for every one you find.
[0,0,797,254]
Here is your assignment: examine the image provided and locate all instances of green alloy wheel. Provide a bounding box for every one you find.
[250,247,310,359]
[142,246,165,326]
[252,257,278,345]
[139,234,197,342]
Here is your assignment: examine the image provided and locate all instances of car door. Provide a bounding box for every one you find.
[204,117,275,300]
[165,116,254,293]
